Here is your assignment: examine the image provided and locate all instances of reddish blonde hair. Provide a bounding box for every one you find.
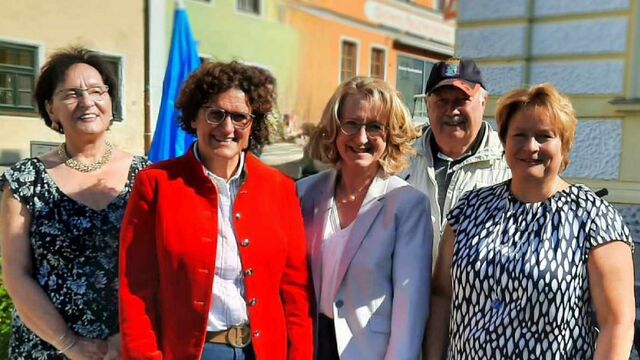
[495,83,576,171]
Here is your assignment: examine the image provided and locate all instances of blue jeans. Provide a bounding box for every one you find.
[201,342,256,360]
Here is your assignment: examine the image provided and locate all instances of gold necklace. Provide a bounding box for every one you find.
[58,141,113,173]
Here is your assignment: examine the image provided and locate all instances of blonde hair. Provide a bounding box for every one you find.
[495,83,577,171]
[307,77,420,176]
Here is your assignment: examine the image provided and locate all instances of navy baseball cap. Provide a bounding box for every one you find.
[424,57,486,96]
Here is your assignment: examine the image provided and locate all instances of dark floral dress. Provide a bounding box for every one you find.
[0,156,149,359]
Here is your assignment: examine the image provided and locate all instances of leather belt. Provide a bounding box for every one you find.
[206,323,251,348]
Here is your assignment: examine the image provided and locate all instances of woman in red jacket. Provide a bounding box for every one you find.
[119,61,314,360]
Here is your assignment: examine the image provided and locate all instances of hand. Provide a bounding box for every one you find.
[103,333,122,360]
[63,337,108,360]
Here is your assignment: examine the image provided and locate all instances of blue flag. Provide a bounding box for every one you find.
[148,1,201,163]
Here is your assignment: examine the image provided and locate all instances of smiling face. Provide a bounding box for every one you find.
[45,63,113,139]
[504,106,564,183]
[427,86,486,158]
[335,93,387,172]
[191,88,252,178]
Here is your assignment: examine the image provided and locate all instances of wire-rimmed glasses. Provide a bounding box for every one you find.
[338,120,386,138]
[55,85,110,104]
[202,106,254,130]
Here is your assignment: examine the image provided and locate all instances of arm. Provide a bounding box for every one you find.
[280,181,315,360]
[104,333,122,360]
[589,241,635,360]
[1,185,107,358]
[423,224,455,360]
[119,173,162,359]
[384,194,433,360]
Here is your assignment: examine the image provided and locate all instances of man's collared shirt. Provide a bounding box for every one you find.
[194,144,249,331]
[430,124,486,218]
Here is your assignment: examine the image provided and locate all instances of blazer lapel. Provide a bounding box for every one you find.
[331,175,389,298]
[309,170,337,303]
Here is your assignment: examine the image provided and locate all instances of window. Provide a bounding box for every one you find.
[396,55,435,114]
[0,41,38,114]
[98,54,123,121]
[237,0,260,15]
[340,40,357,83]
[370,48,386,80]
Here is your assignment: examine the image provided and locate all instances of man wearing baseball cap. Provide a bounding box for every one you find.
[404,57,511,262]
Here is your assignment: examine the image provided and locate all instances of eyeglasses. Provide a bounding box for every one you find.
[55,85,110,104]
[338,120,386,138]
[202,107,254,130]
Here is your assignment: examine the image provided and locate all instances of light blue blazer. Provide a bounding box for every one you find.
[297,169,433,360]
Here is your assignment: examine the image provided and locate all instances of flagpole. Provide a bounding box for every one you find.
[144,0,151,154]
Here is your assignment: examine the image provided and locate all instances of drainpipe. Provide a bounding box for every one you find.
[524,0,534,86]
[144,0,152,154]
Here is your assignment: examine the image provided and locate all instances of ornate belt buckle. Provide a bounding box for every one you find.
[227,323,251,348]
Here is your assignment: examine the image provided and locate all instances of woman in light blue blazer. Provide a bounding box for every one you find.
[297,77,433,360]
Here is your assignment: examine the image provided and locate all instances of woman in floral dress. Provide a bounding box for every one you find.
[0,47,148,359]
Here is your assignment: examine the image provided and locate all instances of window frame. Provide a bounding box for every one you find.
[369,45,387,80]
[0,40,39,116]
[236,0,262,16]
[339,38,359,84]
[95,52,125,122]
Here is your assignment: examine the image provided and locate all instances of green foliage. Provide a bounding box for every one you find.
[0,273,13,359]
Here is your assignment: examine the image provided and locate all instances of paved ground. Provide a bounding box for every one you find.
[260,141,307,179]
[260,141,304,166]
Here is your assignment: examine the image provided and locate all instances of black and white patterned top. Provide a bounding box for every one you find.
[446,181,633,359]
[0,156,149,359]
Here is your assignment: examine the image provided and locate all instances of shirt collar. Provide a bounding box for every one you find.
[430,122,487,162]
[193,142,246,184]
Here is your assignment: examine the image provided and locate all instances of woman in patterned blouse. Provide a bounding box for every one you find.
[425,83,635,359]
[0,47,148,359]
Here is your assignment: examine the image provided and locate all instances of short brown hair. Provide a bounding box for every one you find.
[307,76,420,176]
[495,83,576,171]
[34,46,118,133]
[176,61,275,153]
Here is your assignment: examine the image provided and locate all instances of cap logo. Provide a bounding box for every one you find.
[442,58,461,77]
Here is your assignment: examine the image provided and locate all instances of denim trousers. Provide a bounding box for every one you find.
[201,342,256,360]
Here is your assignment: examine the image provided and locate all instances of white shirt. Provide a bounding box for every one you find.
[194,145,249,331]
[319,200,354,318]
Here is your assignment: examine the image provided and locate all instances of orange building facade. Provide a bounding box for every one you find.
[284,0,456,126]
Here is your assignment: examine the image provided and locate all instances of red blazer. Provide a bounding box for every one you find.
[119,149,314,359]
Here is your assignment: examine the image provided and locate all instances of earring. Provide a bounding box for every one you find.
[51,122,60,131]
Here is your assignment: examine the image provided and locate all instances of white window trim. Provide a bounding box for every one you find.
[369,44,388,81]
[92,49,127,125]
[338,36,360,84]
[234,0,264,18]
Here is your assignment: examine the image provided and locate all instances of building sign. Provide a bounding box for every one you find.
[364,1,455,46]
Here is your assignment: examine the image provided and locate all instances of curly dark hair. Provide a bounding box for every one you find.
[33,46,118,134]
[177,61,276,153]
